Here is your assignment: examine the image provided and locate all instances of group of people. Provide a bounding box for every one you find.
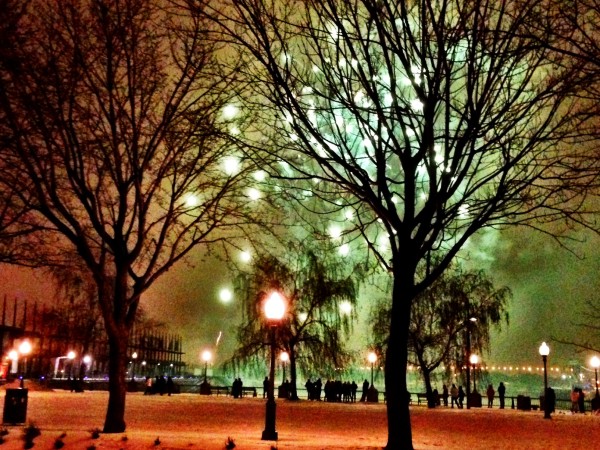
[144,375,176,396]
[231,378,245,398]
[439,382,507,409]
[302,378,373,402]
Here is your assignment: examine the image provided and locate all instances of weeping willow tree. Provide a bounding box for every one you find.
[229,240,363,399]
[370,264,511,407]
[200,0,596,447]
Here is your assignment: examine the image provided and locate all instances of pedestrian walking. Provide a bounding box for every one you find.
[486,384,495,408]
[450,384,459,409]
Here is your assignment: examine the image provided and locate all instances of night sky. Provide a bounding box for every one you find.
[1,225,598,370]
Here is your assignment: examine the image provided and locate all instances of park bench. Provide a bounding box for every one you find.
[240,386,257,397]
[416,392,443,406]
[211,386,230,396]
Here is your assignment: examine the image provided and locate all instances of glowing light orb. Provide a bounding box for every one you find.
[222,104,238,119]
[240,251,251,263]
[339,301,352,315]
[185,194,199,207]
[223,156,240,175]
[368,352,377,364]
[328,225,342,240]
[338,244,350,256]
[247,188,261,200]
[219,288,233,303]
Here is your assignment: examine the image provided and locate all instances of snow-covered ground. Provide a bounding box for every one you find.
[1,387,599,449]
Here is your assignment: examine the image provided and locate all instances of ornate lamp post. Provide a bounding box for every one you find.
[261,291,286,441]
[539,342,551,419]
[82,355,92,378]
[590,355,600,411]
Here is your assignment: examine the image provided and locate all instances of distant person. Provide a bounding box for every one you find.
[450,384,459,409]
[442,384,449,407]
[498,382,506,409]
[360,379,369,402]
[486,384,495,408]
[458,386,465,409]
[547,387,556,414]
[144,376,153,395]
[351,381,358,402]
[263,376,269,399]
[432,388,440,407]
[166,376,175,396]
[571,388,579,413]
[578,388,585,414]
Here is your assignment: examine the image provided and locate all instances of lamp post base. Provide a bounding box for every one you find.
[261,398,278,441]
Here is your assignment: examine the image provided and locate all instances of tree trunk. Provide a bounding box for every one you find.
[423,369,435,408]
[289,346,299,400]
[385,269,414,450]
[103,329,129,433]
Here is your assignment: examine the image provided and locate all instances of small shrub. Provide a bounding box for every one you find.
[154,437,161,446]
[22,422,41,448]
[121,435,128,441]
[86,446,96,450]
[54,437,65,449]
[0,429,8,437]
[224,436,236,449]
[89,428,100,439]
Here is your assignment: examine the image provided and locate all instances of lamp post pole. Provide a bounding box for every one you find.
[539,342,551,419]
[262,292,286,442]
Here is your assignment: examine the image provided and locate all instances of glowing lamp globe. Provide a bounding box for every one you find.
[280,352,289,363]
[67,351,76,360]
[18,340,32,356]
[539,342,550,357]
[469,354,479,365]
[367,352,377,364]
[264,292,286,321]
[8,350,18,361]
[591,355,600,369]
[83,355,92,365]
[201,350,212,363]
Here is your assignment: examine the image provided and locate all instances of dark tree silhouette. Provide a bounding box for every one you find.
[0,0,266,432]
[202,0,596,447]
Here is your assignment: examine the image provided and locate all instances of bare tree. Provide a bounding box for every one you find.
[202,0,596,447]
[229,240,362,399]
[0,0,267,432]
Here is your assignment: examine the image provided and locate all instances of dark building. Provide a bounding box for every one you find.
[0,296,185,380]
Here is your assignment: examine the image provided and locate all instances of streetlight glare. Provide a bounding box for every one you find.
[67,351,76,360]
[280,352,289,363]
[201,350,212,363]
[8,350,18,361]
[240,251,252,263]
[539,342,550,357]
[591,355,600,369]
[368,352,377,364]
[219,288,233,303]
[18,340,32,355]
[469,354,479,365]
[264,292,286,320]
[83,355,92,364]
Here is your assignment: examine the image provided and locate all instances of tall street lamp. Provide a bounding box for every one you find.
[200,350,212,395]
[18,340,32,388]
[367,352,377,387]
[131,352,138,381]
[367,351,379,403]
[280,351,289,384]
[262,291,286,441]
[539,342,551,419]
[590,355,600,411]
